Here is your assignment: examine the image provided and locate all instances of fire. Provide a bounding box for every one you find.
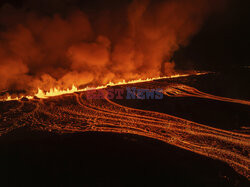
[1,72,207,101]
[35,85,78,99]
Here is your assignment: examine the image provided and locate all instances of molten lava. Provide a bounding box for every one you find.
[0,74,249,179]
[2,72,207,101]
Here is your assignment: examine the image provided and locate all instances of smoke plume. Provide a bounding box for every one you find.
[0,0,224,95]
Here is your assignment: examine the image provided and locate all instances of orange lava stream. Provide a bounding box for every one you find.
[0,73,249,179]
[0,85,249,179]
[1,72,207,101]
[163,84,250,105]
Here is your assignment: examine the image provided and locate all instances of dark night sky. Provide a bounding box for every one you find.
[174,0,250,71]
[1,0,249,71]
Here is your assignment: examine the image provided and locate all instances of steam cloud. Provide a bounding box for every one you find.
[0,0,224,95]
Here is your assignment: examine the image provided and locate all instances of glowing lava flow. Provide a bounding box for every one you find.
[0,86,249,179]
[1,72,207,101]
[0,73,249,179]
[163,84,250,105]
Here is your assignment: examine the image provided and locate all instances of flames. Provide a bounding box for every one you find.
[1,72,207,101]
[35,85,78,99]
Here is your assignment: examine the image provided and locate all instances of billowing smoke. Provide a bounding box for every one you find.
[0,0,224,95]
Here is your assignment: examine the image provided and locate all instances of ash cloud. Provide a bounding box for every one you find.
[0,0,224,95]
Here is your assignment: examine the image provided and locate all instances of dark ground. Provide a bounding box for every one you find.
[0,128,249,187]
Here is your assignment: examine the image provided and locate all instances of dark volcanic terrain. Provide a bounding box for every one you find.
[0,71,249,187]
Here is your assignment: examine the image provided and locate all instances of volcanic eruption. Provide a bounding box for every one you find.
[0,0,225,99]
[0,0,249,186]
